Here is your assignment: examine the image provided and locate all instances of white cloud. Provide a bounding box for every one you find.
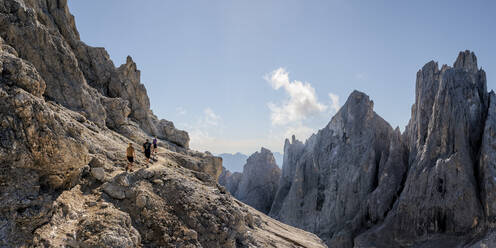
[180,69,343,155]
[261,68,342,151]
[188,132,281,154]
[328,93,340,113]
[176,107,187,115]
[204,108,220,126]
[265,68,328,126]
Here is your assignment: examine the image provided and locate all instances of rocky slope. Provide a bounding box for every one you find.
[0,0,326,247]
[0,0,188,148]
[270,51,496,247]
[220,148,281,214]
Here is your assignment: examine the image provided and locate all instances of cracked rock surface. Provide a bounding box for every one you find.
[269,51,496,247]
[220,148,281,214]
[0,1,325,247]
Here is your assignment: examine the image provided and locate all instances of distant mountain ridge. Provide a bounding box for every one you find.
[217,152,248,172]
[218,151,283,172]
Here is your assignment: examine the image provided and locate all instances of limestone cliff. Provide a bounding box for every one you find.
[0,1,326,247]
[0,0,188,148]
[270,51,496,247]
[270,90,403,246]
[220,148,281,214]
[356,51,491,247]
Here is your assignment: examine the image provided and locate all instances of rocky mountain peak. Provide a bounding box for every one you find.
[0,1,326,247]
[345,90,374,112]
[260,146,271,154]
[120,55,139,76]
[246,147,276,165]
[327,90,375,129]
[355,51,492,247]
[454,50,479,73]
[219,148,281,214]
[420,60,440,73]
[270,51,496,247]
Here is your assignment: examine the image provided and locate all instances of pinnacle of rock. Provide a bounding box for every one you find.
[2,0,496,247]
[219,148,281,214]
[269,51,496,247]
[454,50,479,73]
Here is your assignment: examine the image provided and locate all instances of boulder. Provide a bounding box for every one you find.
[91,167,106,182]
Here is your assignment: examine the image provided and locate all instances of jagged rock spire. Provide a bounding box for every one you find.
[270,89,398,246]
[454,50,479,73]
[227,147,281,214]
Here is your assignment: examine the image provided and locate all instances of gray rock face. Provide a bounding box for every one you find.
[479,91,496,221]
[356,51,489,247]
[235,148,281,214]
[0,1,323,247]
[218,167,242,195]
[0,0,189,147]
[219,148,281,214]
[270,91,403,246]
[271,51,496,247]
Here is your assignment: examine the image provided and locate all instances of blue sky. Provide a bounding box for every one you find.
[68,0,496,154]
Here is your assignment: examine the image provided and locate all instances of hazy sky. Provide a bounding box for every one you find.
[68,0,496,154]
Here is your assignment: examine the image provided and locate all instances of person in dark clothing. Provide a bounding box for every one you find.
[143,139,152,164]
[152,136,158,158]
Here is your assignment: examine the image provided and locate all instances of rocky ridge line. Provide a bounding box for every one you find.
[0,0,188,148]
[270,51,496,248]
[0,0,326,247]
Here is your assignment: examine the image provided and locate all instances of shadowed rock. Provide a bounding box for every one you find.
[235,148,281,214]
[270,51,496,247]
[219,148,281,214]
[356,50,489,247]
[218,167,242,195]
[270,90,405,246]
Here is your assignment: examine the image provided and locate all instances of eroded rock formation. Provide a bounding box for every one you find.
[239,148,281,213]
[219,148,281,214]
[0,1,325,247]
[356,51,490,247]
[270,51,496,247]
[0,0,189,148]
[270,90,404,246]
[218,167,242,195]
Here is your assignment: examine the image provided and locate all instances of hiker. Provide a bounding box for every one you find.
[126,143,135,172]
[152,136,158,157]
[143,139,152,164]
